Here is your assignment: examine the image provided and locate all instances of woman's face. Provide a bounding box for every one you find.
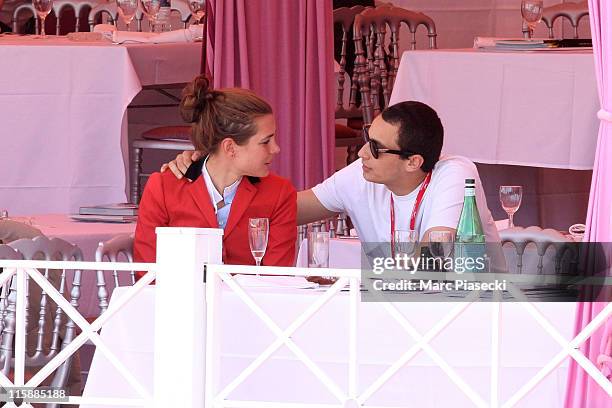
[233,114,280,177]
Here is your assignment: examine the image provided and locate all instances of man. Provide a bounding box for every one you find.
[165,101,500,244]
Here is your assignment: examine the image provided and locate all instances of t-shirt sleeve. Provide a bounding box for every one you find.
[311,160,362,213]
[420,159,482,234]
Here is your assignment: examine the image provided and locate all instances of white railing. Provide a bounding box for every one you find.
[205,264,612,408]
[0,259,156,407]
[0,227,610,407]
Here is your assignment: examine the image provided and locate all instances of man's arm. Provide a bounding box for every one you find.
[297,189,338,225]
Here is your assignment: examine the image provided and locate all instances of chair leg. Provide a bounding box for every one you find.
[131,147,143,204]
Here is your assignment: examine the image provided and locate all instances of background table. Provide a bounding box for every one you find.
[0,36,200,215]
[82,285,575,407]
[389,49,597,229]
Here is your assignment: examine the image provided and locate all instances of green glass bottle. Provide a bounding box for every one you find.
[454,179,486,273]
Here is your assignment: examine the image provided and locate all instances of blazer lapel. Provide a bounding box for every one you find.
[186,175,219,228]
[224,178,257,237]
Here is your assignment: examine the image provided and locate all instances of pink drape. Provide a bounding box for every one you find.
[564,1,612,406]
[208,0,335,189]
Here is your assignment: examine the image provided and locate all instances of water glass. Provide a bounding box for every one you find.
[521,0,543,38]
[393,229,418,258]
[308,231,330,268]
[428,230,454,271]
[141,0,161,31]
[248,218,269,267]
[117,0,139,30]
[499,185,523,228]
[32,0,54,38]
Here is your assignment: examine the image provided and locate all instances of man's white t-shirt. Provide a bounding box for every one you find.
[312,155,500,244]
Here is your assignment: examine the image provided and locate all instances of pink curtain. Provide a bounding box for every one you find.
[209,0,335,189]
[565,1,612,406]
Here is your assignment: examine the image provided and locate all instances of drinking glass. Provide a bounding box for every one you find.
[428,230,454,271]
[188,0,206,24]
[141,0,161,32]
[521,0,544,39]
[32,0,54,38]
[117,0,138,31]
[499,185,523,228]
[308,231,330,268]
[248,218,269,267]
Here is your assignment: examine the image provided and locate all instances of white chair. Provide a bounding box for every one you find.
[499,226,578,275]
[2,235,84,403]
[94,234,134,315]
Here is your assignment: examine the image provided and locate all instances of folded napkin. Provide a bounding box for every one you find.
[93,24,203,44]
[473,36,544,48]
[233,275,318,289]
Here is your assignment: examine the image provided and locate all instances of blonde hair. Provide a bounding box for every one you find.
[179,75,273,154]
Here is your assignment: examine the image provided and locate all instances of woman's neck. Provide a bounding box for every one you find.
[205,154,242,195]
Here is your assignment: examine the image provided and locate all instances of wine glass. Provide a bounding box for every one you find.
[248,218,269,267]
[141,0,161,32]
[117,0,139,31]
[428,231,454,271]
[32,0,54,38]
[521,0,543,39]
[188,0,206,24]
[499,185,523,228]
[393,229,418,272]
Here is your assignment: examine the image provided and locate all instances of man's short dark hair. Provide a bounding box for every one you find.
[381,101,444,173]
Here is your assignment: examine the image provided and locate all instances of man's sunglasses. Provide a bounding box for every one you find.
[362,124,418,159]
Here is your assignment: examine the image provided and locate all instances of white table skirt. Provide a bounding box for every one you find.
[82,285,574,407]
[389,49,599,170]
[0,37,200,215]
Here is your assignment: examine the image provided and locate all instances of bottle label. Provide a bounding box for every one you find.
[464,186,475,197]
[453,242,487,273]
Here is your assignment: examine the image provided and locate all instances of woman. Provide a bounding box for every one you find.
[134,75,297,266]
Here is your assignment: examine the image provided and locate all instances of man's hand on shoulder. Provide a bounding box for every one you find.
[160,150,204,180]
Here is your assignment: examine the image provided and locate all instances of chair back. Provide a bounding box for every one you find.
[522,1,589,39]
[353,5,437,123]
[12,0,100,34]
[541,1,589,39]
[1,235,83,393]
[333,5,371,121]
[94,234,134,314]
[88,1,118,30]
[499,226,578,275]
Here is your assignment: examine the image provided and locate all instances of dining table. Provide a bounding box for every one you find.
[0,35,200,215]
[388,48,598,230]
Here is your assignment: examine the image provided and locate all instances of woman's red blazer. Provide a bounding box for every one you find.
[134,163,297,267]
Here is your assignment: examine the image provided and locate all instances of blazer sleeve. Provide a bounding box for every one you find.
[264,180,297,267]
[134,173,170,264]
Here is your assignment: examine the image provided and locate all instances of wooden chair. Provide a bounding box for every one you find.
[353,5,437,124]
[333,5,372,164]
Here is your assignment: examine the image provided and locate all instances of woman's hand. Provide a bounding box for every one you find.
[160,150,204,179]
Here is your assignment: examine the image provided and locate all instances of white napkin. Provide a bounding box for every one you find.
[233,275,318,289]
[94,24,203,44]
[473,37,528,48]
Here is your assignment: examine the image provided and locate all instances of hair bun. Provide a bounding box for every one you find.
[180,74,215,123]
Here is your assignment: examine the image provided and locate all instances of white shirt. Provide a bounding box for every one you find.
[312,156,505,270]
[202,156,242,229]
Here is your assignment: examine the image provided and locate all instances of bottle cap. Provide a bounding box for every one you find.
[465,178,475,184]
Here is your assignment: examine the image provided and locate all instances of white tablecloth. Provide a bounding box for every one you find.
[82,285,574,407]
[389,49,598,170]
[0,36,200,215]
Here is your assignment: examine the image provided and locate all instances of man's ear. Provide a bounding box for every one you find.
[403,154,425,172]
